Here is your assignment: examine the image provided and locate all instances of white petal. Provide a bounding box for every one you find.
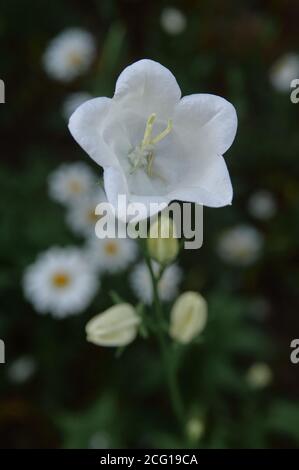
[103,166,170,221]
[174,93,237,155]
[103,166,129,206]
[68,97,119,168]
[162,93,237,207]
[114,59,181,119]
[168,154,233,207]
[127,195,170,220]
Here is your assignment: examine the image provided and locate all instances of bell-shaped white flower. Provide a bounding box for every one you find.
[86,303,141,347]
[69,59,237,220]
[169,291,207,344]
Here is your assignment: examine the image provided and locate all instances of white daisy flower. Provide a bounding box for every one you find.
[69,59,237,221]
[270,53,299,92]
[248,190,276,220]
[66,188,106,237]
[130,261,182,304]
[43,28,96,82]
[85,236,138,274]
[160,7,187,35]
[7,356,37,384]
[23,247,98,318]
[62,92,93,120]
[48,162,98,205]
[217,225,263,267]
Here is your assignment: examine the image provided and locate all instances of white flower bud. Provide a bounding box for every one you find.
[86,303,141,347]
[147,214,179,265]
[186,417,205,442]
[169,291,207,344]
[246,362,272,389]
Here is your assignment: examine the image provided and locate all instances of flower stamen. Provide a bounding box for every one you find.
[128,114,173,177]
[142,113,156,148]
[147,152,154,177]
[150,119,173,145]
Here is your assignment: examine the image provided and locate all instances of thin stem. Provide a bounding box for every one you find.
[140,239,185,426]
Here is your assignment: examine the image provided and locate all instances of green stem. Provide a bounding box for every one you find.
[141,240,185,426]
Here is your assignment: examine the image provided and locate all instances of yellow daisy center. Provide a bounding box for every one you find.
[51,272,71,288]
[104,241,119,256]
[87,209,101,223]
[68,179,83,193]
[68,52,84,67]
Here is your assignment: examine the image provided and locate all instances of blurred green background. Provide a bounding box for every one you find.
[1,0,299,449]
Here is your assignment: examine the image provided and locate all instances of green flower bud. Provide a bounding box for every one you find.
[147,214,179,265]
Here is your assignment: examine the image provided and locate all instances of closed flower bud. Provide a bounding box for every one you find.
[147,214,179,265]
[86,303,141,347]
[169,291,207,344]
[186,417,205,442]
[246,362,272,389]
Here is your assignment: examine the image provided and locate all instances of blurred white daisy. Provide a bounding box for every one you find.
[48,162,97,205]
[42,28,96,82]
[66,188,106,237]
[160,7,187,35]
[248,190,276,220]
[23,247,98,318]
[217,225,263,266]
[62,92,93,120]
[130,261,182,304]
[85,236,138,274]
[7,356,37,384]
[88,431,110,449]
[270,53,299,92]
